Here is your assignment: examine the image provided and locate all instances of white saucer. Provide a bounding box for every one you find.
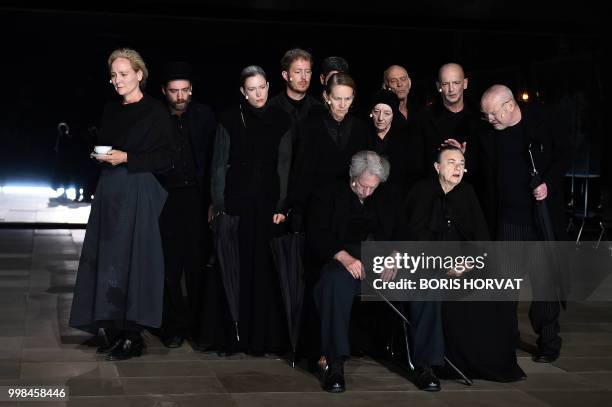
[90,153,110,158]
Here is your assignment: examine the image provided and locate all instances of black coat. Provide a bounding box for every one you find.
[402,177,490,241]
[471,105,572,239]
[163,101,217,200]
[209,101,292,352]
[269,92,323,127]
[367,117,424,194]
[411,102,484,178]
[289,110,370,216]
[307,180,401,262]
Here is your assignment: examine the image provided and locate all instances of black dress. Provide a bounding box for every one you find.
[404,178,525,382]
[69,94,174,334]
[210,102,292,353]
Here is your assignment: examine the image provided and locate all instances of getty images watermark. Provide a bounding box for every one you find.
[371,251,522,291]
[361,241,612,302]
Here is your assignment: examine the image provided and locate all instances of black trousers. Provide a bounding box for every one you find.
[313,260,444,366]
[159,186,208,339]
[499,223,562,355]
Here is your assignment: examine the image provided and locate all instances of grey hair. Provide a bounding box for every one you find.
[349,151,390,182]
[240,65,267,86]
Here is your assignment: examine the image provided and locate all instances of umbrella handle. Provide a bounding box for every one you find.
[234,321,240,342]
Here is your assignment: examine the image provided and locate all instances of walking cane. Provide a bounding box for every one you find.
[365,277,473,386]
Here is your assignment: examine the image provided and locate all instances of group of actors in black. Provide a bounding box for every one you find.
[68,47,570,393]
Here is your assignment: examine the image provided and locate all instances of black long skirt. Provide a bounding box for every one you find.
[69,166,167,334]
[442,301,526,382]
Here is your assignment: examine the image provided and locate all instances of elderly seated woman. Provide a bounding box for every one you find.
[306,150,400,393]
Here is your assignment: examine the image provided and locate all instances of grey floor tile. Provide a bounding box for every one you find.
[121,376,227,396]
[231,392,448,407]
[20,362,119,380]
[206,359,297,376]
[0,361,20,379]
[553,357,612,372]
[114,361,215,378]
[65,394,237,407]
[435,389,550,407]
[525,390,612,407]
[507,372,607,390]
[218,373,321,393]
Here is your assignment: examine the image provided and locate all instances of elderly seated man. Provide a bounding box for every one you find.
[307,150,400,393]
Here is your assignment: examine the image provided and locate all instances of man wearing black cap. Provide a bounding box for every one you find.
[158,61,217,348]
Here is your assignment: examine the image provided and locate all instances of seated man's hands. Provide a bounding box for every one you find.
[381,250,399,282]
[334,250,365,280]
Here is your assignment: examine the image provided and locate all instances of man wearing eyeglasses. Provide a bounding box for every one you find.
[477,84,572,364]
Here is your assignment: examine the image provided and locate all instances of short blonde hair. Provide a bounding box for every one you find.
[107,48,148,88]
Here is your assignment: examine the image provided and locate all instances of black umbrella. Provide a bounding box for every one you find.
[212,213,241,342]
[270,232,305,367]
[528,147,568,305]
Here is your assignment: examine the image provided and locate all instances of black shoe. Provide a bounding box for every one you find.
[413,366,441,392]
[322,361,345,393]
[106,338,144,361]
[532,352,559,363]
[162,336,184,349]
[96,330,122,354]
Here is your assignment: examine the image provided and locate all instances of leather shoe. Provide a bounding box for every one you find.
[162,336,184,349]
[322,361,345,393]
[533,352,559,363]
[413,366,441,392]
[106,338,144,361]
[96,331,122,354]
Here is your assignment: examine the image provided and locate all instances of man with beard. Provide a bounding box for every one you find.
[383,65,412,122]
[269,48,322,126]
[158,61,217,349]
[412,63,483,177]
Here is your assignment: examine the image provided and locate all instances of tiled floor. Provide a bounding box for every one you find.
[1,229,612,406]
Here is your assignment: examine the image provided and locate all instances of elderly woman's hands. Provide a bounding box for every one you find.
[94,149,128,166]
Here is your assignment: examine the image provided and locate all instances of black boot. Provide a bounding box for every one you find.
[106,333,144,361]
[322,360,346,393]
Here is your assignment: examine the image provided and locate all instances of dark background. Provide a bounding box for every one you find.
[0,1,606,187]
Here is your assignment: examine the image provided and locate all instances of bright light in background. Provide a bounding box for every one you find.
[521,92,529,102]
[0,185,60,198]
[66,188,77,201]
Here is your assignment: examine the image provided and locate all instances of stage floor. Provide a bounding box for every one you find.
[1,229,612,406]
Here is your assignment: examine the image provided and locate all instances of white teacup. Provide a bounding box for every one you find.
[94,145,112,155]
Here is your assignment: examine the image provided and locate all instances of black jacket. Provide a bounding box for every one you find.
[471,104,572,239]
[164,101,217,196]
[306,180,401,262]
